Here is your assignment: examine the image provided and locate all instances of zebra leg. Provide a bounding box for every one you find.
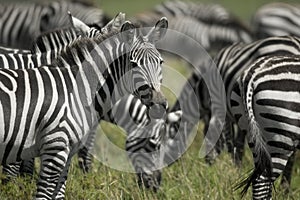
[280,151,296,193]
[251,150,294,199]
[252,174,273,200]
[20,158,35,177]
[36,147,70,199]
[233,128,247,166]
[78,131,96,173]
[203,114,217,165]
[1,162,21,184]
[222,116,234,155]
[54,155,73,200]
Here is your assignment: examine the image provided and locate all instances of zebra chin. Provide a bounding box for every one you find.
[137,170,162,192]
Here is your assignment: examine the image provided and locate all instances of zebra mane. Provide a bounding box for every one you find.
[56,27,122,66]
[31,27,78,54]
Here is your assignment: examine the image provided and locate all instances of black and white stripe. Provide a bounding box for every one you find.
[252,2,300,39]
[0,0,108,49]
[1,14,123,179]
[134,1,252,54]
[238,55,300,199]
[0,18,168,199]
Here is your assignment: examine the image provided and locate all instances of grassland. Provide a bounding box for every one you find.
[1,0,300,199]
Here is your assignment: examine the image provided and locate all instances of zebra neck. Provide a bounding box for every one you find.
[56,37,134,118]
[32,27,78,55]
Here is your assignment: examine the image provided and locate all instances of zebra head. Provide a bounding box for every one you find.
[120,18,169,119]
[126,110,182,191]
[126,119,166,191]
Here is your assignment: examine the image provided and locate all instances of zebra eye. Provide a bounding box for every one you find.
[160,60,164,65]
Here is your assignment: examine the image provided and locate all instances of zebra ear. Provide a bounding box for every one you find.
[101,12,126,34]
[121,21,136,44]
[147,17,168,43]
[68,11,91,36]
[112,12,126,30]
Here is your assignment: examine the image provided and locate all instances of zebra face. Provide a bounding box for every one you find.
[121,18,168,117]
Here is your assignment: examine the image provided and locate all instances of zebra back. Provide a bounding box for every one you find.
[0,2,51,48]
[43,0,109,32]
[252,2,300,39]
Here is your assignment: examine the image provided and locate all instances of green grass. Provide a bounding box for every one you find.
[1,122,300,199]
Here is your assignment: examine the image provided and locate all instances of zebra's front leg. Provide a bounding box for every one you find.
[204,114,226,165]
[78,130,96,173]
[36,146,70,199]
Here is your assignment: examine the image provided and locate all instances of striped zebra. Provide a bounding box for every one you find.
[205,36,300,193]
[238,55,300,199]
[133,7,253,55]
[154,0,233,23]
[0,13,175,188]
[0,0,108,49]
[0,13,125,179]
[162,36,300,168]
[0,17,168,199]
[252,2,300,39]
[44,0,109,31]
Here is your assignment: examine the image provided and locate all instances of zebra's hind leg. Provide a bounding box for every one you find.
[36,147,70,199]
[1,162,21,184]
[233,128,247,166]
[280,151,296,193]
[54,155,73,200]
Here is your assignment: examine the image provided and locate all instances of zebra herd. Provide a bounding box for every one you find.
[1,0,300,199]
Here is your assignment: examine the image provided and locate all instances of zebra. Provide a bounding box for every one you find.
[214,36,300,188]
[134,2,253,54]
[153,0,234,24]
[0,13,125,180]
[161,36,300,168]
[0,0,108,49]
[0,18,168,199]
[43,0,110,31]
[252,2,300,39]
[238,55,300,199]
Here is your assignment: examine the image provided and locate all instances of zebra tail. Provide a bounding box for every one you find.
[236,75,273,197]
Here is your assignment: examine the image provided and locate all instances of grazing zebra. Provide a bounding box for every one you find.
[0,2,50,48]
[154,0,232,23]
[238,55,300,199]
[214,36,300,186]
[134,1,252,54]
[44,0,109,31]
[0,13,125,180]
[162,36,300,168]
[0,0,108,49]
[252,2,300,39]
[0,17,168,199]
